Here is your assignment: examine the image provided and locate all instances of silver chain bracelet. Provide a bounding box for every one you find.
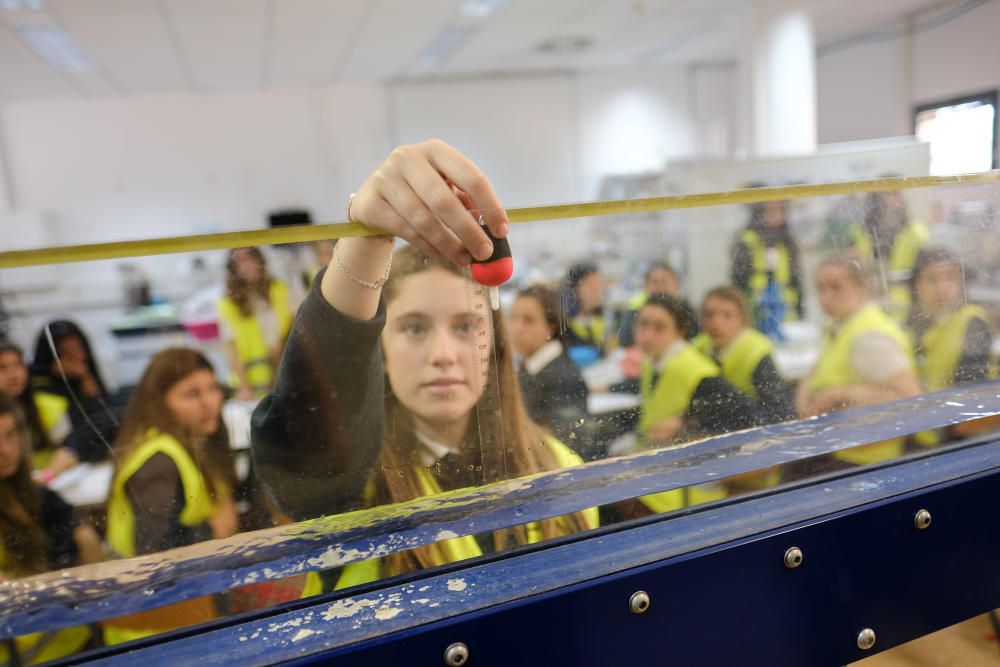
[333,241,392,289]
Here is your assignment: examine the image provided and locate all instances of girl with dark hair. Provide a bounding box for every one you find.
[562,261,608,359]
[509,284,590,449]
[908,247,994,391]
[103,348,238,644]
[0,396,102,663]
[0,341,77,479]
[29,319,117,464]
[218,247,293,399]
[730,197,805,321]
[691,286,795,425]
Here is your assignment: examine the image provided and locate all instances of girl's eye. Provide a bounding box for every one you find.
[403,323,425,336]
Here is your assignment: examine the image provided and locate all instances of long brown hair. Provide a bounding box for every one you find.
[0,342,54,456]
[112,348,236,498]
[376,247,592,576]
[0,397,50,577]
[225,247,273,317]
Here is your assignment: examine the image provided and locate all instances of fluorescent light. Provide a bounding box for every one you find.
[459,0,511,18]
[415,24,478,67]
[16,25,98,72]
[0,0,44,10]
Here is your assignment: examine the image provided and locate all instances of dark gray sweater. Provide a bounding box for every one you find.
[251,269,386,521]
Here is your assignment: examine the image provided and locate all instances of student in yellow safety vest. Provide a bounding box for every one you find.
[796,256,922,468]
[29,320,117,464]
[0,342,78,481]
[849,188,929,322]
[0,396,103,665]
[908,247,996,444]
[617,262,699,347]
[693,286,796,425]
[562,261,609,359]
[251,143,601,596]
[217,247,293,399]
[730,196,804,321]
[103,348,238,645]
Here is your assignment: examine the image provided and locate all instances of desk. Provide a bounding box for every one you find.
[49,462,113,509]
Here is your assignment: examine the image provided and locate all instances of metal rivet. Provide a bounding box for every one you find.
[914,509,932,530]
[857,628,876,650]
[784,546,804,569]
[444,642,469,666]
[629,590,650,614]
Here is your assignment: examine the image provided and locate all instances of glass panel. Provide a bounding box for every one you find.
[1,174,999,662]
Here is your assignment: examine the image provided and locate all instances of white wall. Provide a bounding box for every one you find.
[817,0,1000,149]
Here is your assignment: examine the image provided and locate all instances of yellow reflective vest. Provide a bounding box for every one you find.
[636,343,728,511]
[809,303,915,465]
[740,229,800,320]
[217,281,293,392]
[301,437,598,597]
[104,430,219,645]
[850,221,929,322]
[691,330,774,400]
[567,314,607,353]
[917,304,994,393]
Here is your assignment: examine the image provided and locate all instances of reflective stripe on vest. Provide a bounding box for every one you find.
[217,281,292,389]
[691,330,773,399]
[34,391,71,444]
[106,430,216,558]
[318,437,599,593]
[740,229,799,320]
[918,305,993,393]
[809,303,915,465]
[638,343,719,438]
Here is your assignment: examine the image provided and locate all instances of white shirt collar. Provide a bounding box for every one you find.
[522,339,564,376]
[414,430,457,466]
[654,339,687,372]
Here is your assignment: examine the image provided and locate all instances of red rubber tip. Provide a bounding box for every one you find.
[470,257,514,287]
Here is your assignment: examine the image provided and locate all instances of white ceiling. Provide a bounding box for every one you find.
[0,0,954,103]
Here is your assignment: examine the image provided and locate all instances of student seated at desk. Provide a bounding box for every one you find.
[562,261,609,362]
[251,141,597,595]
[104,348,238,645]
[0,396,102,665]
[510,284,590,454]
[218,247,293,400]
[29,320,118,465]
[908,247,997,444]
[617,262,699,347]
[796,256,921,469]
[692,286,796,425]
[0,342,78,482]
[633,294,759,447]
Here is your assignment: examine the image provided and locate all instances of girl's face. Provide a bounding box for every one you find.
[916,261,963,317]
[761,201,787,230]
[0,351,28,399]
[575,272,604,312]
[702,297,746,349]
[645,268,678,297]
[164,369,224,437]
[232,249,264,285]
[816,265,867,321]
[509,296,554,358]
[635,304,680,359]
[0,413,23,479]
[383,269,492,433]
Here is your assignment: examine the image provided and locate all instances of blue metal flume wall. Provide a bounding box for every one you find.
[0,383,999,645]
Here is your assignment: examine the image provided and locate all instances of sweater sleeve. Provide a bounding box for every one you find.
[750,355,797,424]
[953,316,993,385]
[124,452,181,556]
[251,268,387,521]
[686,376,760,434]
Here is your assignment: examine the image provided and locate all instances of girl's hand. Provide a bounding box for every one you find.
[647,416,684,444]
[349,140,508,266]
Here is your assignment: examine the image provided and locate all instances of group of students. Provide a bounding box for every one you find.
[0,141,994,661]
